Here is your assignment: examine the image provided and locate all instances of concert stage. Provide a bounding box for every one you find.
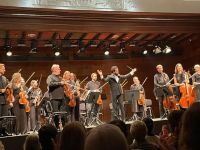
[0,118,167,150]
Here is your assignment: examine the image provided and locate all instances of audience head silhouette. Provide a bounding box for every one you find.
[84,124,128,150]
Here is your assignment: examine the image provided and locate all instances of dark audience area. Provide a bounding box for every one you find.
[1,102,200,150]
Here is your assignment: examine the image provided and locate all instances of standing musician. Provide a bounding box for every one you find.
[28,80,42,131]
[130,76,144,118]
[62,70,71,119]
[69,73,80,121]
[97,66,136,121]
[85,72,102,122]
[12,73,28,134]
[173,63,188,101]
[0,64,9,116]
[46,64,65,128]
[192,64,200,101]
[154,64,173,118]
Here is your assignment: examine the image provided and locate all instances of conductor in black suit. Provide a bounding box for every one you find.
[97,66,136,121]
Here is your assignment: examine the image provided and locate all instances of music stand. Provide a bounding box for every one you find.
[124,90,141,120]
[86,92,103,126]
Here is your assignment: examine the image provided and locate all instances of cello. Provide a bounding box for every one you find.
[179,72,195,108]
[162,77,179,110]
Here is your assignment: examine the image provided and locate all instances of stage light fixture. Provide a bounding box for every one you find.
[163,46,172,54]
[143,50,148,55]
[30,40,37,53]
[54,51,61,56]
[104,50,109,55]
[6,50,12,56]
[118,48,124,54]
[153,46,162,54]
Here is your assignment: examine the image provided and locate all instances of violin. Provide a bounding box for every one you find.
[64,84,76,107]
[19,90,30,112]
[6,87,15,106]
[137,91,145,106]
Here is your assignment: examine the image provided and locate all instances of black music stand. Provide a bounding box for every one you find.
[124,90,141,120]
[86,92,103,126]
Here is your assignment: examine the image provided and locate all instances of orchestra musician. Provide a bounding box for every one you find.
[173,63,188,101]
[69,73,80,121]
[85,72,102,122]
[62,70,72,121]
[12,73,28,134]
[46,64,65,128]
[192,64,200,101]
[28,80,42,131]
[154,64,173,118]
[130,76,144,118]
[0,64,9,116]
[97,66,135,121]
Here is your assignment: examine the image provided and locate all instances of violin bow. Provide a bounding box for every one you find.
[24,72,35,86]
[141,77,148,86]
[79,76,88,85]
[38,74,43,88]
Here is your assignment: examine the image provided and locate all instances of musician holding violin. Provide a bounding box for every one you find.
[85,72,102,122]
[46,64,65,128]
[130,76,145,118]
[154,64,173,118]
[28,80,42,131]
[11,73,28,134]
[0,63,9,116]
[69,73,81,121]
[192,64,200,101]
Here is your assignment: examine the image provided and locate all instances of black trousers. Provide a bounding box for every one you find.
[13,103,27,134]
[0,104,8,117]
[194,85,200,102]
[51,99,66,128]
[69,97,80,121]
[154,87,173,117]
[111,94,125,121]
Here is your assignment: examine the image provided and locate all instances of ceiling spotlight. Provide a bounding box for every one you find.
[153,46,162,54]
[104,51,109,56]
[143,50,148,55]
[29,48,37,54]
[163,46,172,54]
[118,48,124,54]
[6,50,12,56]
[54,51,61,56]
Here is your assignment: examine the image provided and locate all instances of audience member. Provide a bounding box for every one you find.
[38,124,58,150]
[159,124,170,140]
[84,124,129,150]
[142,117,160,148]
[109,119,128,138]
[0,141,4,150]
[130,120,157,150]
[179,102,200,150]
[60,121,86,150]
[24,134,41,150]
[166,110,184,150]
